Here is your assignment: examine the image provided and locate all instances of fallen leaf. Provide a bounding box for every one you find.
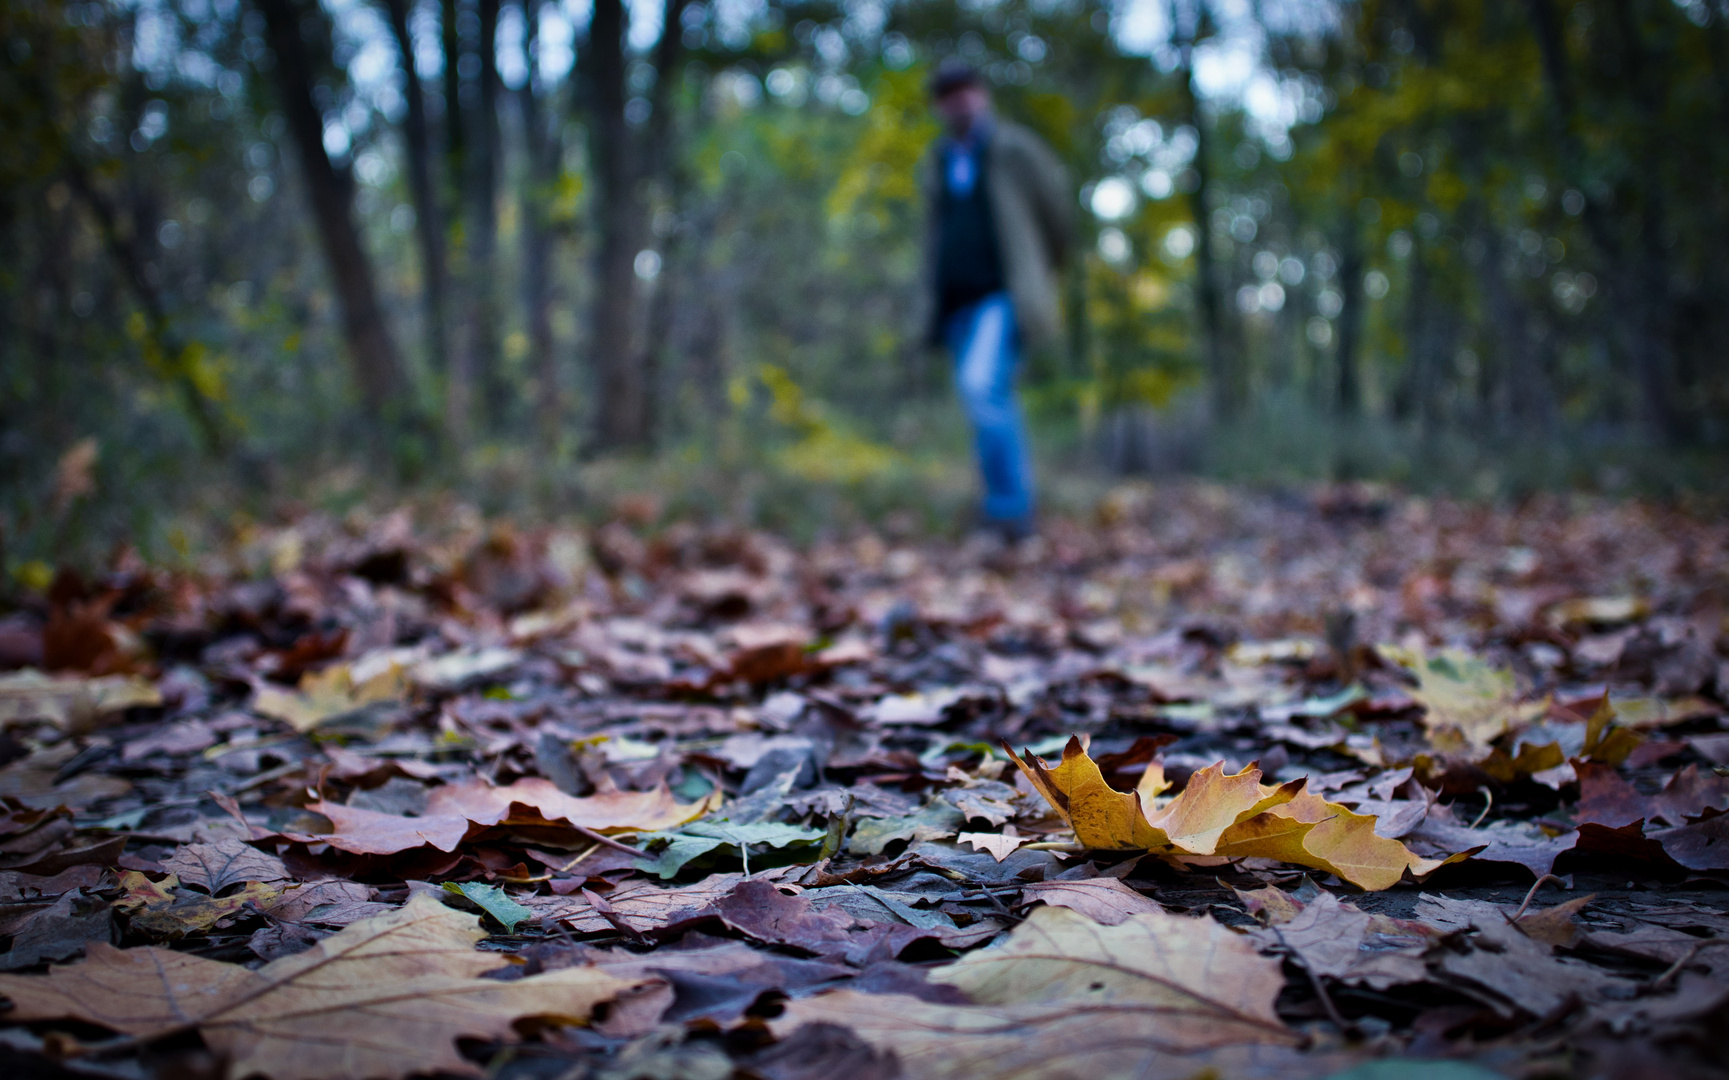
[636,821,826,878]
[1233,785,1452,891]
[0,889,111,970]
[1010,740,1443,889]
[1377,645,1545,753]
[1513,894,1596,948]
[293,801,472,855]
[425,776,717,835]
[956,832,1032,861]
[848,802,967,855]
[411,647,522,691]
[0,893,636,1080]
[1405,803,1575,879]
[161,839,289,893]
[1017,877,1165,925]
[1650,809,1729,871]
[1242,889,1436,989]
[931,904,1292,1038]
[1416,895,1633,1017]
[770,992,1326,1080]
[774,905,1308,1080]
[128,880,281,940]
[0,670,160,729]
[252,662,403,733]
[442,882,534,932]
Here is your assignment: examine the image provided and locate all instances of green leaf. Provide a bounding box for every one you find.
[634,820,826,879]
[848,802,967,856]
[441,882,533,933]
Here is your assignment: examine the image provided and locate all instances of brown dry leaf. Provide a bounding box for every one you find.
[424,776,718,834]
[774,905,1310,1080]
[956,832,1032,861]
[295,801,473,855]
[1514,894,1597,948]
[1241,889,1437,990]
[525,872,744,934]
[770,992,1337,1080]
[931,904,1293,1037]
[0,893,636,1080]
[1416,895,1634,1018]
[161,839,290,893]
[1017,878,1165,926]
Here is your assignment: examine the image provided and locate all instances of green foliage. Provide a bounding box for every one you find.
[3,0,1728,578]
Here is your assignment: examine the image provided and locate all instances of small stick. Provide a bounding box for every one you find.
[566,824,644,857]
[558,842,603,874]
[1509,874,1564,922]
[1469,788,1494,829]
[1652,940,1729,990]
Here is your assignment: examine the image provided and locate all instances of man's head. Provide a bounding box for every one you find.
[929,60,991,138]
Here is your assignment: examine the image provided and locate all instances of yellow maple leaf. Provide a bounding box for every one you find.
[1009,738,1456,890]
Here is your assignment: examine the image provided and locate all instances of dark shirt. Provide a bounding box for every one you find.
[935,130,1005,321]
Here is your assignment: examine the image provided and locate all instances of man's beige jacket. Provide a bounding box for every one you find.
[922,118,1075,349]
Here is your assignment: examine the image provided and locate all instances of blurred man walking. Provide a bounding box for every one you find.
[924,60,1072,542]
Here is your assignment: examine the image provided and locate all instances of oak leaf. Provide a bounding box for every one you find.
[0,893,636,1080]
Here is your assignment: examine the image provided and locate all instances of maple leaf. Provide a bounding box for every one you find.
[161,839,290,893]
[1008,738,1450,889]
[957,831,1032,861]
[1227,786,1454,891]
[424,776,719,834]
[1377,645,1546,754]
[0,894,637,1080]
[251,661,404,733]
[294,800,473,855]
[773,906,1314,1080]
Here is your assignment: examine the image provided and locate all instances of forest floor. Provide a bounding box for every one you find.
[0,481,1726,1080]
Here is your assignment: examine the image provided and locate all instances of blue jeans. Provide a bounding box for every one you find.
[944,292,1033,527]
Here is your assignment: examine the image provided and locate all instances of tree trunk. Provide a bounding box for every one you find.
[1333,208,1363,418]
[1524,0,1681,440]
[382,0,450,388]
[440,0,470,436]
[255,0,405,424]
[584,0,648,451]
[628,0,691,445]
[1178,38,1236,423]
[466,0,502,430]
[516,0,563,452]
